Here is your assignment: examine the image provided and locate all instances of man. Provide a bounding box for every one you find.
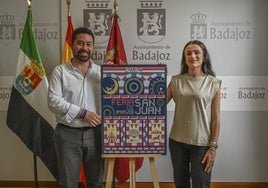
[48,27,103,188]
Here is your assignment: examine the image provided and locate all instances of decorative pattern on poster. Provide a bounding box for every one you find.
[101,64,167,155]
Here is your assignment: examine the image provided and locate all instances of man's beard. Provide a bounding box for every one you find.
[74,49,91,62]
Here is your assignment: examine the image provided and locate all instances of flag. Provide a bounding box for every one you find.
[61,15,73,64]
[61,13,87,188]
[6,9,59,180]
[105,13,144,183]
[105,13,127,64]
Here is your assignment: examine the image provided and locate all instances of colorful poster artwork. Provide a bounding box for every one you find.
[101,64,167,155]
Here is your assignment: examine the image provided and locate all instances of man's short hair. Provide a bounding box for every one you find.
[71,27,95,44]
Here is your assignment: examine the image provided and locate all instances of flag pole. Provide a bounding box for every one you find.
[112,0,118,184]
[27,0,32,8]
[27,1,39,187]
[112,0,118,185]
[114,0,118,14]
[66,0,71,16]
[112,0,117,184]
[33,154,38,188]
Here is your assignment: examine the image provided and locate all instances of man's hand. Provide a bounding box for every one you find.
[83,110,101,127]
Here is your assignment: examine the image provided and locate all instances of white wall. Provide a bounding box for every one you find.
[0,0,268,182]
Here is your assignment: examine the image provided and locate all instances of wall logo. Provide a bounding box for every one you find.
[190,12,252,41]
[137,0,166,43]
[190,12,207,40]
[0,13,59,44]
[84,0,112,44]
[0,13,16,42]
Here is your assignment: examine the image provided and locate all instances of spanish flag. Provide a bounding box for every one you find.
[61,15,73,64]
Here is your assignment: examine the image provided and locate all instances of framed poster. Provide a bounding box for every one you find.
[101,64,167,155]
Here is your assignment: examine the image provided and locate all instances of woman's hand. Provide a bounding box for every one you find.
[202,147,216,173]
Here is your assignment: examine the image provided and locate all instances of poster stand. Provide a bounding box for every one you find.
[102,154,161,188]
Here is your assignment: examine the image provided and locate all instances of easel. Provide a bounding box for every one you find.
[102,154,161,188]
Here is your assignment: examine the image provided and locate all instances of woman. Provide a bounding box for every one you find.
[167,40,221,188]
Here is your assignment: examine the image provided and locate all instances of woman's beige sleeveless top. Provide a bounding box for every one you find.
[169,74,221,146]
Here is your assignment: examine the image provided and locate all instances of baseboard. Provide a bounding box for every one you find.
[0,181,268,188]
[0,181,58,187]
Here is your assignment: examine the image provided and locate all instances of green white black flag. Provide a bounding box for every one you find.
[6,9,58,180]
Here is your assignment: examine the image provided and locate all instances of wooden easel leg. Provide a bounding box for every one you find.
[149,157,160,188]
[129,158,136,188]
[103,154,161,188]
[105,158,115,188]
